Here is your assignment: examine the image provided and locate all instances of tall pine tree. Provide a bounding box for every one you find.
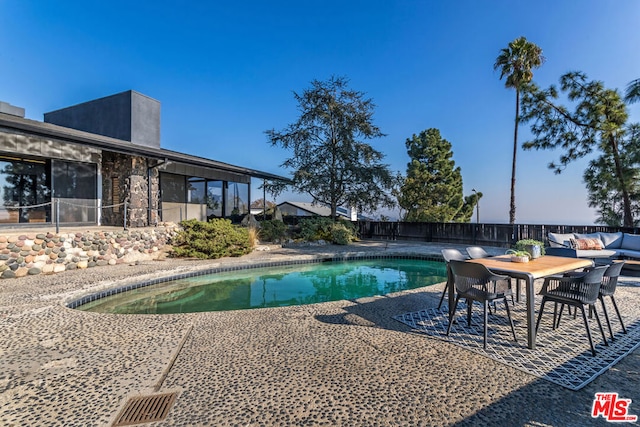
[520,72,636,226]
[397,128,474,222]
[583,124,640,226]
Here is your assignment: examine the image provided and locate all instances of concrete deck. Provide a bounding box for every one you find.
[1,241,639,426]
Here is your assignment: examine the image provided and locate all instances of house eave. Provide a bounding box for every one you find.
[0,113,290,182]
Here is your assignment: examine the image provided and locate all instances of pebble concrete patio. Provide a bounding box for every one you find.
[1,240,639,426]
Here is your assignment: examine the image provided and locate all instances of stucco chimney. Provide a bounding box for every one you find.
[44,90,161,148]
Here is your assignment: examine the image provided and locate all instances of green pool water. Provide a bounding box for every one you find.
[77,258,446,314]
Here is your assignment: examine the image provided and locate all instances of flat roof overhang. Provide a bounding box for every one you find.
[0,113,291,183]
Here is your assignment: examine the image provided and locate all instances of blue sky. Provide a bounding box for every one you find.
[1,0,639,224]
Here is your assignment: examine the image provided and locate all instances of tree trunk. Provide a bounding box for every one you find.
[509,90,520,224]
[609,135,634,227]
[331,203,338,222]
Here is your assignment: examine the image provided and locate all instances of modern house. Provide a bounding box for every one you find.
[277,201,363,221]
[0,91,287,228]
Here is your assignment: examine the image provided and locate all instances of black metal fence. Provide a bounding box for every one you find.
[355,221,640,248]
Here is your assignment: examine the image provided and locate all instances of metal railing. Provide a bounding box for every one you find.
[0,199,201,231]
[0,200,127,233]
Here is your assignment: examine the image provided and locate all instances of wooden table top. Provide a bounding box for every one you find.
[467,255,594,279]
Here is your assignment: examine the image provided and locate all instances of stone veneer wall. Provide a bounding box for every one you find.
[0,226,180,279]
[101,152,155,228]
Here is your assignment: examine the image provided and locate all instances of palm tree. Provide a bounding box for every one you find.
[625,78,640,104]
[494,37,545,224]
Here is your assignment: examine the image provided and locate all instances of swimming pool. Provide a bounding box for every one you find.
[74,257,446,314]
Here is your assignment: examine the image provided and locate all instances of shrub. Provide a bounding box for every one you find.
[299,217,357,245]
[259,219,287,242]
[330,223,353,245]
[299,217,333,241]
[172,218,252,259]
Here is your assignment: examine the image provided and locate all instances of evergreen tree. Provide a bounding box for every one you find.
[626,78,640,104]
[397,128,474,222]
[520,71,637,227]
[583,124,640,226]
[265,76,395,220]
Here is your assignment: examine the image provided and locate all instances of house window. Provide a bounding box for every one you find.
[53,161,97,199]
[187,177,205,204]
[52,160,97,223]
[186,177,206,221]
[0,156,51,224]
[159,173,248,223]
[206,180,223,219]
[225,181,249,220]
[160,173,186,223]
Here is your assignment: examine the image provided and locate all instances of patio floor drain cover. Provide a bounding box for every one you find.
[113,392,177,426]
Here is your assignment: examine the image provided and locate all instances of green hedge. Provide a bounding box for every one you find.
[299,217,357,245]
[172,219,252,259]
[259,219,287,242]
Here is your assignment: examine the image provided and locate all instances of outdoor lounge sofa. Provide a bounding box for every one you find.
[546,231,640,260]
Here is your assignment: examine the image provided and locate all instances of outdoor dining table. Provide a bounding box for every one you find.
[449,254,594,350]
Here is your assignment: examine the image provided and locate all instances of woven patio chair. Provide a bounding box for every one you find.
[535,265,608,356]
[438,249,469,310]
[446,260,517,349]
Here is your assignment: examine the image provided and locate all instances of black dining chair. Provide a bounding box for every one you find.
[466,246,490,259]
[597,261,627,340]
[535,265,608,356]
[558,262,627,341]
[466,245,521,305]
[446,260,517,349]
[438,249,469,310]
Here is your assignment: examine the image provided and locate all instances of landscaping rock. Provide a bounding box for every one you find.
[0,225,180,278]
[2,270,16,279]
